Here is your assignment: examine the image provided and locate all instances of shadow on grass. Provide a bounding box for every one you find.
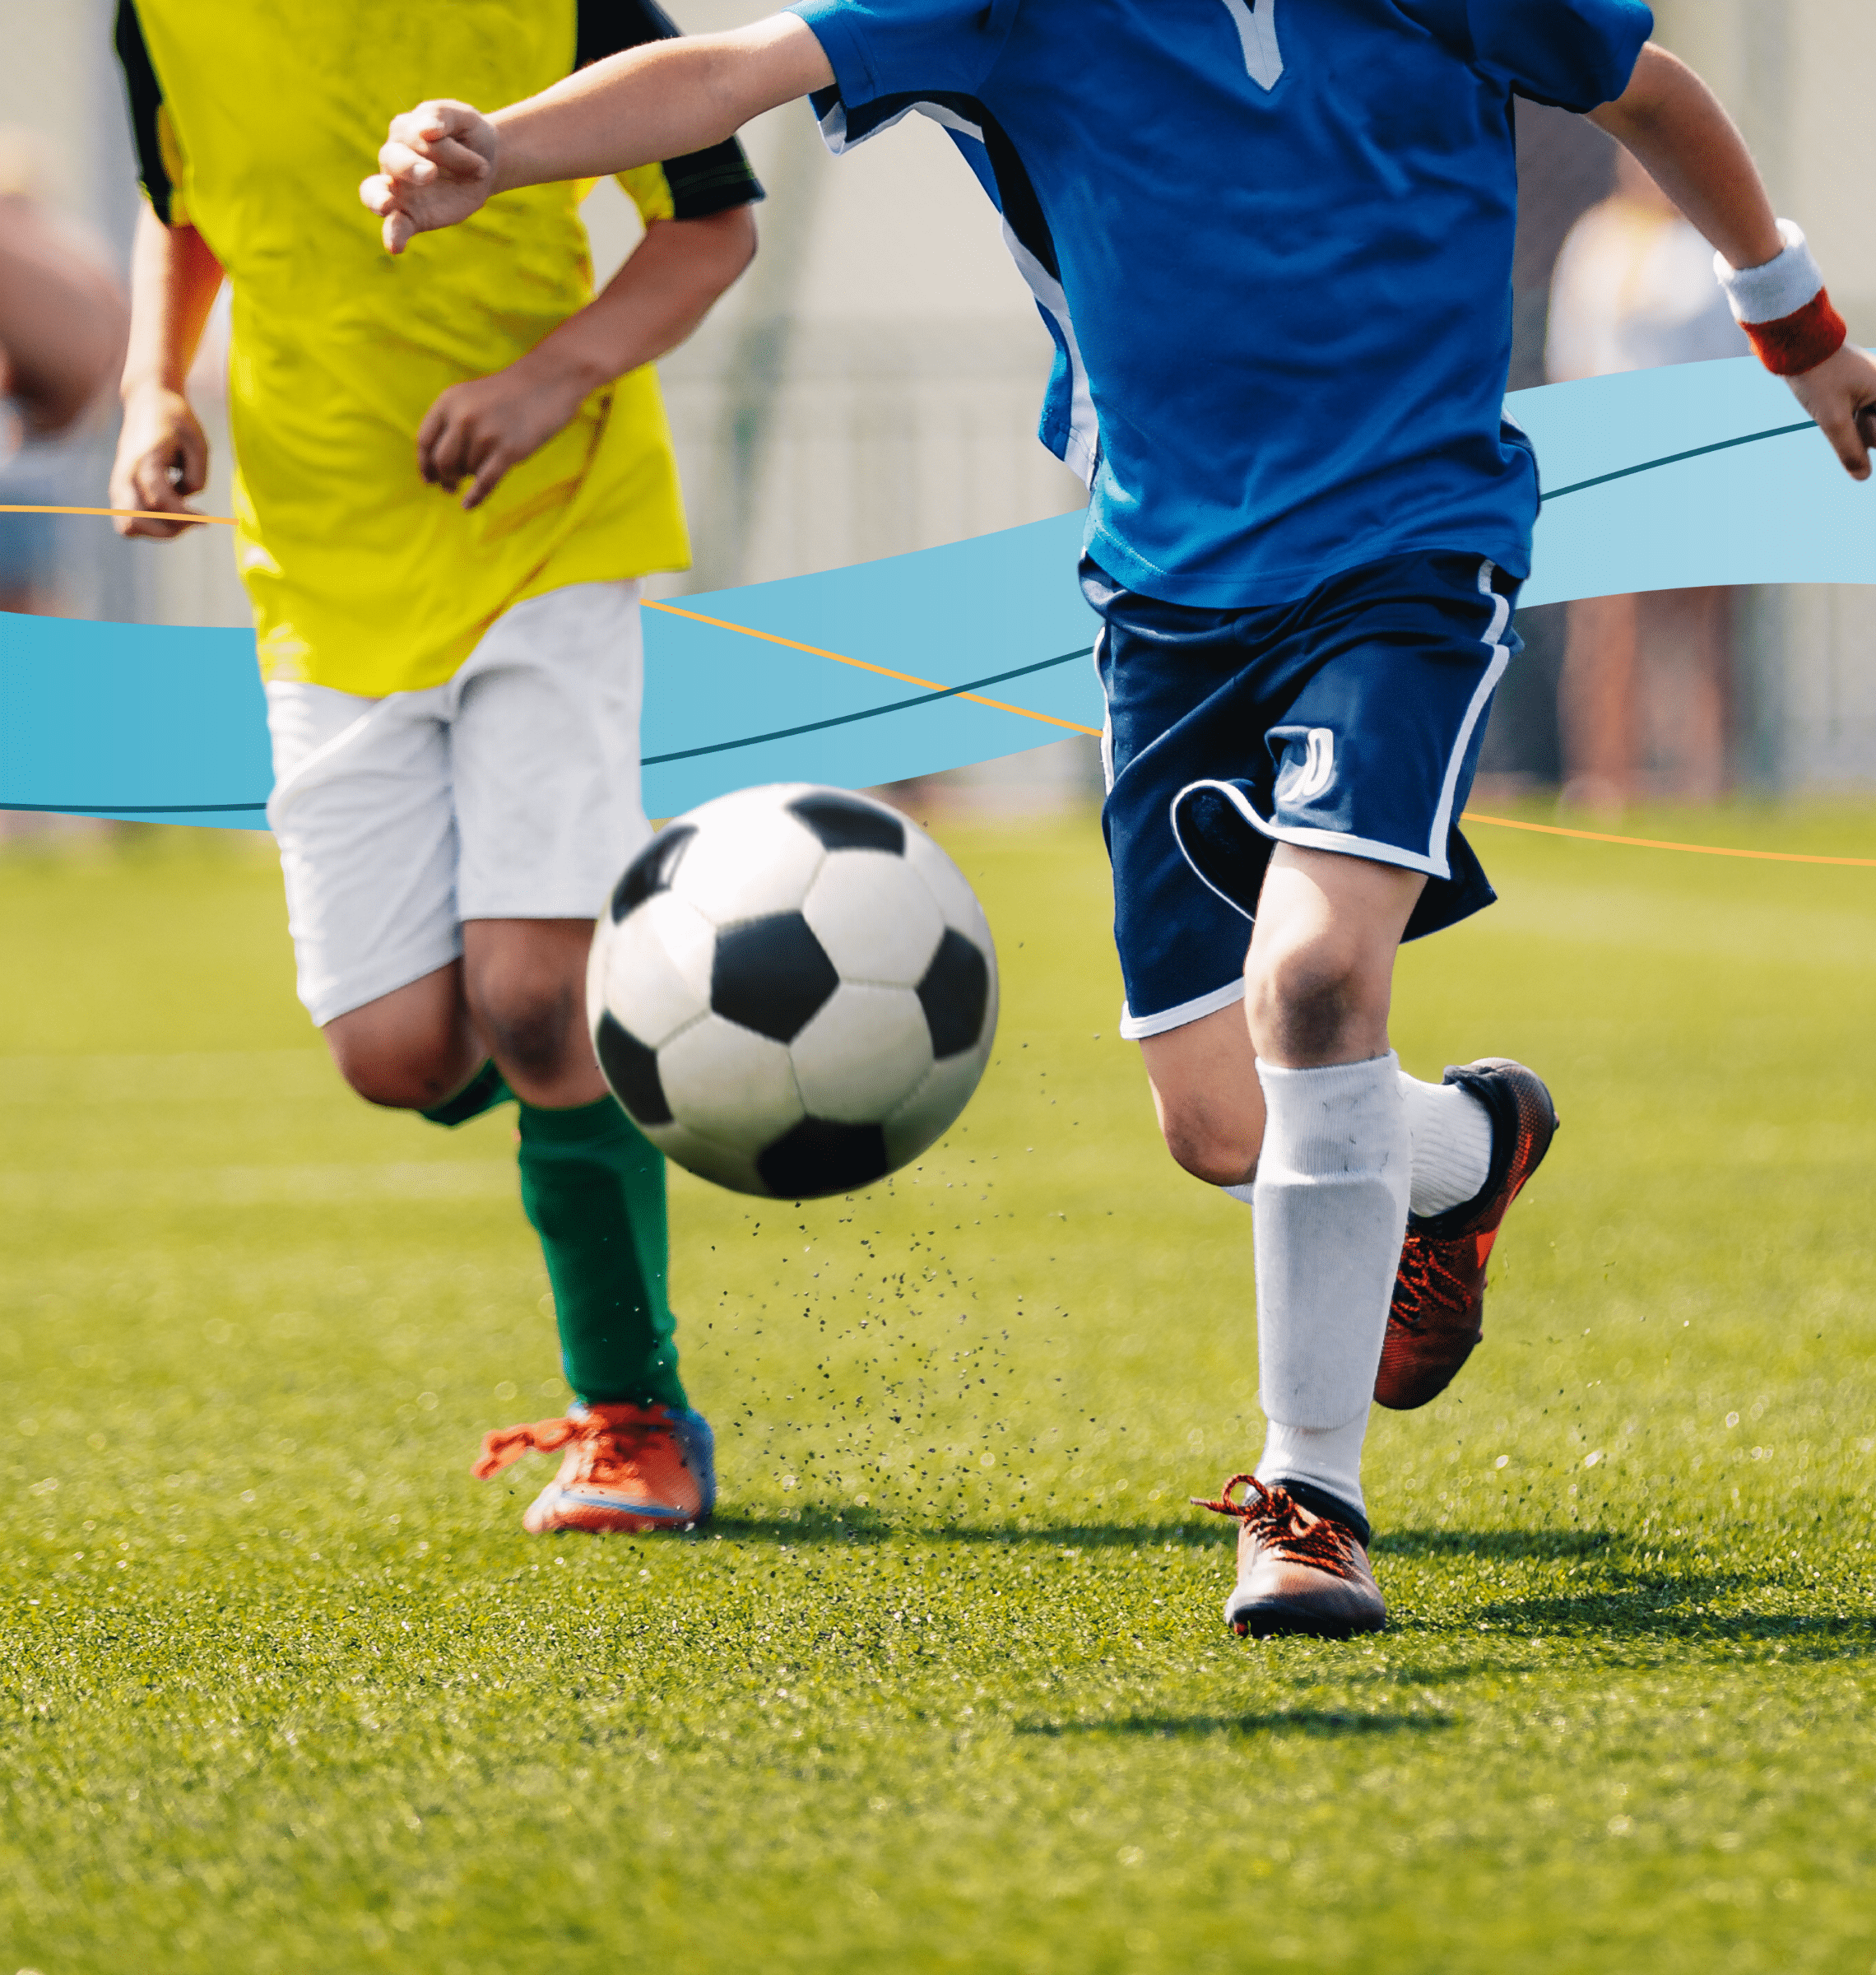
[1378,1527,1615,1563]
[1017,1708,1453,1740]
[1381,1528,1876,1652]
[1455,1592,1876,1652]
[704,1513,1217,1549]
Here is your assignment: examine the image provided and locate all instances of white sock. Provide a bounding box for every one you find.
[1221,1072,1491,1219]
[1256,1412,1371,1520]
[1251,1055,1410,1480]
[1397,1071,1493,1218]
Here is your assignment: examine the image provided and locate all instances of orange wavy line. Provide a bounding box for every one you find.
[1461,811,1876,867]
[1,502,237,524]
[642,599,1100,735]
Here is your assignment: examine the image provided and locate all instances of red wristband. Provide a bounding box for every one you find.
[1742,289,1849,378]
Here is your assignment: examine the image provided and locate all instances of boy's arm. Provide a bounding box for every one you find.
[360,14,830,255]
[108,205,225,538]
[417,203,758,510]
[1591,43,1876,481]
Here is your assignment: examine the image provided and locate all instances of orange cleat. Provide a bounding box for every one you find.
[1377,1057,1558,1410]
[1193,1474,1386,1639]
[473,1401,715,1534]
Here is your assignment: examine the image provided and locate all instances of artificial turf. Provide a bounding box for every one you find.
[3,804,1875,1975]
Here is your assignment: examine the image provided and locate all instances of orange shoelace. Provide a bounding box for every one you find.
[472,1405,678,1485]
[1190,1473,1362,1579]
[473,1414,584,1480]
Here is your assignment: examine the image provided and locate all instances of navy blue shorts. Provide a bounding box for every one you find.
[1089,549,1521,1039]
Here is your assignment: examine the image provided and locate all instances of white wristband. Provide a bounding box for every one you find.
[1715,219,1824,327]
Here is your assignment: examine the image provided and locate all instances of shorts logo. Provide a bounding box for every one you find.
[1278,727,1336,806]
[1219,0,1284,89]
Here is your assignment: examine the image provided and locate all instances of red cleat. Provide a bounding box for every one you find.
[473,1401,715,1533]
[1376,1057,1558,1410]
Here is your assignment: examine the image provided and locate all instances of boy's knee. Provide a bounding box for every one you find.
[470,974,582,1085]
[1246,932,1383,1063]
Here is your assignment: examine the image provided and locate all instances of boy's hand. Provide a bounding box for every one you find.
[360,102,499,255]
[1785,342,1876,482]
[109,383,208,537]
[416,354,590,510]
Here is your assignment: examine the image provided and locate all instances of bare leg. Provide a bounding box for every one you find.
[1138,999,1264,1185]
[323,960,482,1109]
[320,918,601,1109]
[1242,844,1423,1066]
[462,918,606,1108]
[1138,843,1425,1183]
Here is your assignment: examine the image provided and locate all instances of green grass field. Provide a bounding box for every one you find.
[5,805,1876,1975]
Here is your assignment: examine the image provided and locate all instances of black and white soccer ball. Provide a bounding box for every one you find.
[587,784,999,1199]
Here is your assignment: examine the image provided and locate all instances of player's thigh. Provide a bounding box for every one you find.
[323,960,480,1109]
[264,678,464,1044]
[448,579,652,929]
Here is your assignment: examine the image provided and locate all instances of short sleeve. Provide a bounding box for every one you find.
[1397,0,1653,112]
[788,0,1019,108]
[577,0,764,217]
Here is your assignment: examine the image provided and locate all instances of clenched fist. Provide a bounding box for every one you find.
[359,101,500,255]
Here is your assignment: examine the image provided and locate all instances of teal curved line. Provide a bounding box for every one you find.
[1542,421,1812,502]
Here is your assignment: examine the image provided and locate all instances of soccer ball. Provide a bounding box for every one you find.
[587,784,999,1198]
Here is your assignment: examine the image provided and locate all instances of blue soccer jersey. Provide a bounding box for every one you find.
[790,0,1652,606]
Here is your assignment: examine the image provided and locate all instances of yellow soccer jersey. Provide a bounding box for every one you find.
[115,0,760,696]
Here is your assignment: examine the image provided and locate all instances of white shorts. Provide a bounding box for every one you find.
[266,580,652,1026]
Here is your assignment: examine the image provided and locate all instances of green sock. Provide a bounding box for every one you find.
[420,1060,513,1128]
[515,1097,687,1411]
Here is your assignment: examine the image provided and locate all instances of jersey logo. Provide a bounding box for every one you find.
[1278,727,1336,806]
[1219,0,1284,89]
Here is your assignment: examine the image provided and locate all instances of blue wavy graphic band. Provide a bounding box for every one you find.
[2,358,1871,830]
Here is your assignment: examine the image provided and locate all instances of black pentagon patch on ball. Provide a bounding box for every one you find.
[711,913,839,1043]
[787,790,905,857]
[758,1118,890,1199]
[594,1011,672,1125]
[610,822,697,924]
[917,927,989,1057]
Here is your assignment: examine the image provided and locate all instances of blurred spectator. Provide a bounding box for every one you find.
[1545,151,1748,809]
[0,127,128,616]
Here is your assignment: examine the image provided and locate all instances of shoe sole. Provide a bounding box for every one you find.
[1226,1596,1386,1640]
[525,1490,714,1536]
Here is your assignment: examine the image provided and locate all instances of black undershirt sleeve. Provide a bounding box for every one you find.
[114,0,175,225]
[574,0,764,218]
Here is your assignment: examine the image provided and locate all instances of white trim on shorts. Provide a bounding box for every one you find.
[1167,555,1512,915]
[1117,974,1247,1043]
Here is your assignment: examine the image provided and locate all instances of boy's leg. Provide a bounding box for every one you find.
[448,582,713,1532]
[267,585,709,1532]
[1236,843,1421,1530]
[1096,550,1558,1633]
[460,916,685,1416]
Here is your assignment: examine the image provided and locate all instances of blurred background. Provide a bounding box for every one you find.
[2,0,1873,821]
